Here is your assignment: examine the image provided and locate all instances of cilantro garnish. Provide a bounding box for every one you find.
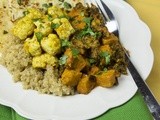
[83,17,92,27]
[51,22,60,29]
[42,3,52,9]
[71,48,79,57]
[61,39,71,47]
[88,58,96,64]
[77,17,97,38]
[32,18,42,22]
[59,55,68,65]
[35,32,43,43]
[23,11,29,16]
[99,51,110,65]
[48,14,53,21]
[63,2,72,9]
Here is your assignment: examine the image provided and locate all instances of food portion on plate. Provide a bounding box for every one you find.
[0,0,127,96]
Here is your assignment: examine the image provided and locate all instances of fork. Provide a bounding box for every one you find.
[86,0,160,119]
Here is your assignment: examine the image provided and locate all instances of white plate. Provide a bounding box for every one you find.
[0,0,153,120]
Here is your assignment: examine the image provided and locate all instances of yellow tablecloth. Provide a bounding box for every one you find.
[126,0,160,102]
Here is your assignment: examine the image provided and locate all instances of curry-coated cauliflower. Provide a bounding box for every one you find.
[52,18,75,39]
[32,53,58,68]
[41,34,61,55]
[33,18,52,37]
[24,36,42,56]
[12,17,35,40]
[48,6,64,19]
[26,8,43,19]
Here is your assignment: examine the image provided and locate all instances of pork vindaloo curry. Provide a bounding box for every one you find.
[12,3,127,94]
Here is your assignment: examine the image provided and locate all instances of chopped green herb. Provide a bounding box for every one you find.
[23,11,29,16]
[61,39,71,47]
[94,32,102,39]
[103,67,108,71]
[48,14,53,21]
[83,17,92,27]
[17,0,22,5]
[88,58,96,64]
[42,3,49,8]
[32,18,42,22]
[63,2,72,9]
[42,3,52,9]
[35,32,43,42]
[77,17,96,38]
[51,22,60,29]
[58,15,71,20]
[59,55,68,65]
[99,51,110,65]
[71,48,79,57]
[39,24,44,29]
[78,27,95,38]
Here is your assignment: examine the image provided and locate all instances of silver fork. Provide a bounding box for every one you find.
[86,0,160,119]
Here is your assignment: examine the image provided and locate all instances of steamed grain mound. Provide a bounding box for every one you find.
[0,0,75,96]
[0,34,74,96]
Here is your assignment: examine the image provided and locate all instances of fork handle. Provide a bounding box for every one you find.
[126,54,160,120]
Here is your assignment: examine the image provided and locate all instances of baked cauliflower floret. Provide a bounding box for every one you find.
[26,8,42,19]
[34,19,52,37]
[41,34,61,55]
[12,17,35,40]
[48,6,64,19]
[32,53,58,68]
[52,18,75,39]
[24,36,42,56]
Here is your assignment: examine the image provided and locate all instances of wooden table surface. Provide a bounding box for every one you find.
[126,0,160,102]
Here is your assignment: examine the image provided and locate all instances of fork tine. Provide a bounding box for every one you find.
[94,0,110,21]
[92,0,108,22]
[95,0,119,37]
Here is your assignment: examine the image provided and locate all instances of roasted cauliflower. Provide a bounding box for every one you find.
[24,35,42,56]
[52,18,75,39]
[32,53,58,68]
[33,18,52,37]
[48,6,64,19]
[41,34,61,55]
[12,17,35,40]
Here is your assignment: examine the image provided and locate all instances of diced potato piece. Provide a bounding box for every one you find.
[34,20,52,37]
[32,53,58,68]
[61,69,82,86]
[41,34,61,55]
[52,18,75,39]
[99,45,112,55]
[72,55,87,71]
[102,34,118,45]
[48,6,64,19]
[24,36,42,56]
[96,70,116,87]
[64,48,73,67]
[26,8,42,19]
[89,66,100,75]
[12,17,35,40]
[77,75,96,94]
[64,49,87,71]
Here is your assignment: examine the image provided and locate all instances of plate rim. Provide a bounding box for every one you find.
[0,0,153,119]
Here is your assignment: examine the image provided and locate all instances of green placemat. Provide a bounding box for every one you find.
[0,92,153,120]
